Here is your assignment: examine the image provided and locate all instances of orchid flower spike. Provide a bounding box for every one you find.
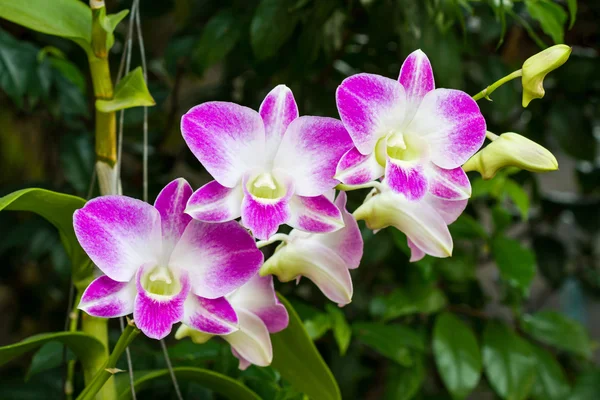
[260,192,363,306]
[75,178,263,340]
[176,274,289,370]
[335,49,485,203]
[522,44,571,107]
[181,85,354,240]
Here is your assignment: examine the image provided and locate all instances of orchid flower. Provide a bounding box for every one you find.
[75,178,263,340]
[335,49,485,202]
[181,85,354,240]
[260,192,363,306]
[176,274,289,370]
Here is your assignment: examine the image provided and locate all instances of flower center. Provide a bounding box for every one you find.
[248,172,286,199]
[142,266,180,296]
[375,131,424,166]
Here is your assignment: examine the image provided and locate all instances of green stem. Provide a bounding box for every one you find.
[472,69,523,101]
[77,323,140,400]
[65,292,82,400]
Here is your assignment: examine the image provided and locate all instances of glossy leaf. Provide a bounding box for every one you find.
[117,367,260,400]
[525,0,568,44]
[385,355,425,400]
[0,29,38,108]
[567,0,577,29]
[326,304,352,356]
[193,9,243,71]
[271,294,341,400]
[504,179,530,220]
[491,236,536,293]
[353,322,425,366]
[250,0,299,60]
[433,313,482,400]
[530,345,571,400]
[482,321,536,400]
[520,311,592,358]
[304,312,333,341]
[570,369,600,400]
[380,285,447,322]
[26,342,74,381]
[96,67,156,112]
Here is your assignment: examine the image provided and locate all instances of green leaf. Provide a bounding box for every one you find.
[567,0,577,29]
[0,188,90,281]
[384,356,425,400]
[491,236,536,293]
[326,304,352,356]
[380,285,447,321]
[0,0,92,50]
[353,322,425,366]
[504,179,530,220]
[433,313,482,399]
[449,214,488,240]
[530,345,571,400]
[193,9,243,71]
[482,321,536,400]
[525,0,568,44]
[520,311,593,358]
[98,8,130,51]
[250,0,300,60]
[26,342,74,381]
[570,369,600,400]
[304,312,332,340]
[0,29,38,108]
[117,367,260,400]
[96,67,156,113]
[271,294,341,400]
[0,332,105,377]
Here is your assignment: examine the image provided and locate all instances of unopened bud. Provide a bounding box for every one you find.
[522,45,571,107]
[463,132,558,179]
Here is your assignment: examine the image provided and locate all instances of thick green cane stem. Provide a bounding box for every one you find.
[472,69,523,101]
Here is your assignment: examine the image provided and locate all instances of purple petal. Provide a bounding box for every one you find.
[134,268,190,340]
[228,274,289,333]
[79,275,136,318]
[73,196,162,282]
[223,309,273,367]
[384,158,428,201]
[408,89,486,169]
[181,102,266,187]
[231,348,252,370]
[427,165,471,200]
[336,73,406,154]
[425,195,468,225]
[154,178,193,254]
[288,195,344,234]
[273,116,353,197]
[170,220,263,299]
[183,295,239,335]
[398,49,435,122]
[185,180,242,222]
[407,238,426,262]
[335,147,384,186]
[259,85,299,161]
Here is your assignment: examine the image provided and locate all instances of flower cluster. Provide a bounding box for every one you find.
[75,49,553,369]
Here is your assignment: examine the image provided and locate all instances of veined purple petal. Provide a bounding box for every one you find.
[73,196,162,282]
[79,275,136,318]
[407,89,486,169]
[154,178,193,257]
[183,295,239,335]
[181,102,266,187]
[134,268,190,340]
[185,180,243,222]
[288,195,344,234]
[398,49,435,122]
[170,220,263,299]
[259,85,299,162]
[335,147,384,186]
[223,309,273,367]
[384,158,428,201]
[336,73,407,155]
[427,165,471,200]
[407,238,426,262]
[273,116,353,197]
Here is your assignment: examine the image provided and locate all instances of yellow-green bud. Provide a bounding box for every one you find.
[522,44,571,107]
[463,132,558,179]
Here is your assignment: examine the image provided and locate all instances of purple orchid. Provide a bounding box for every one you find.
[176,274,289,370]
[75,178,263,340]
[181,85,354,240]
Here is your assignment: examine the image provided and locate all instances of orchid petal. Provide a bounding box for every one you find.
[223,309,273,367]
[407,238,426,262]
[79,275,136,318]
[170,220,263,299]
[288,194,344,234]
[384,157,428,201]
[407,89,486,169]
[185,180,243,222]
[335,147,384,186]
[398,49,435,122]
[181,102,265,187]
[231,348,252,370]
[273,116,353,196]
[154,178,193,257]
[259,85,299,162]
[425,195,468,225]
[336,73,406,155]
[427,165,471,200]
[183,295,239,335]
[73,196,162,282]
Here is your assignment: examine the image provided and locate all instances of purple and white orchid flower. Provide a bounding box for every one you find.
[75,178,263,340]
[335,49,485,202]
[181,85,354,240]
[260,192,363,306]
[176,274,289,370]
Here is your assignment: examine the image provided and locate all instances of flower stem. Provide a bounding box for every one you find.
[336,181,384,192]
[257,233,290,249]
[77,322,140,400]
[472,69,523,101]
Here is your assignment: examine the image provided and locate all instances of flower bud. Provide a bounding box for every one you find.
[522,45,571,107]
[462,132,558,179]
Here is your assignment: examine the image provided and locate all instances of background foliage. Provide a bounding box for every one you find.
[0,0,599,399]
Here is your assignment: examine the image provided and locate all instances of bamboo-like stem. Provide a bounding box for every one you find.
[472,69,523,101]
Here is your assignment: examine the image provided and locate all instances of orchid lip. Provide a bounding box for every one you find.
[141,265,181,297]
[375,132,425,166]
[247,172,287,200]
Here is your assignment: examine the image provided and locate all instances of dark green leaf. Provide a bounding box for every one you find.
[482,321,536,400]
[449,214,488,240]
[433,313,482,399]
[193,9,243,71]
[381,285,447,321]
[570,369,600,400]
[525,0,568,44]
[384,356,425,400]
[96,67,156,112]
[304,312,332,340]
[353,322,425,366]
[326,305,352,356]
[567,0,577,29]
[530,345,571,400]
[520,311,592,358]
[0,29,37,107]
[491,236,536,292]
[504,179,530,220]
[26,342,74,381]
[250,0,300,60]
[271,294,341,400]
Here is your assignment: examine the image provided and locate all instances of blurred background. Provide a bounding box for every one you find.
[0,0,599,399]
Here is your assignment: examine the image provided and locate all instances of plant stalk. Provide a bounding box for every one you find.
[472,69,523,101]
